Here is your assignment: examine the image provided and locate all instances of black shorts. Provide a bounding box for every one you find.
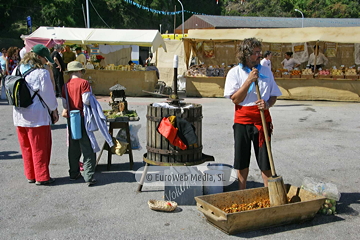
[233,123,271,171]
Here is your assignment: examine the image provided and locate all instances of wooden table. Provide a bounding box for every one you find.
[96,117,139,170]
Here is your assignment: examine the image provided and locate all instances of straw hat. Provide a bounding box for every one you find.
[66,61,85,72]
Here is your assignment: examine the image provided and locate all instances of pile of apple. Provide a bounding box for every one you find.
[302,68,313,75]
[345,68,357,76]
[331,69,343,76]
[319,69,330,76]
[318,199,337,215]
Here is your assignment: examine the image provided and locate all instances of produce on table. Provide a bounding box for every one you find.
[103,110,138,119]
[318,198,337,215]
[221,199,271,213]
[345,68,357,76]
[291,70,301,75]
[302,68,313,75]
[319,69,331,76]
[331,69,344,76]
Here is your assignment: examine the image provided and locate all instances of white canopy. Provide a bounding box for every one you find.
[26,26,167,52]
[185,27,360,43]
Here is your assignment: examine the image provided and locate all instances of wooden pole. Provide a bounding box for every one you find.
[313,41,319,73]
[255,81,276,177]
[255,80,288,206]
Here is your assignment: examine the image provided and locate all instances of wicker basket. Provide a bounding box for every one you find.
[148,200,178,212]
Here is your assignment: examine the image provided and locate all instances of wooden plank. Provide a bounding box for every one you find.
[179,107,187,163]
[155,106,162,162]
[198,104,203,161]
[161,107,170,163]
[168,108,176,163]
[146,105,151,160]
[186,106,193,163]
[193,104,200,161]
[151,105,158,162]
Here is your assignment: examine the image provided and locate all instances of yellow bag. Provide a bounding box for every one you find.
[111,137,128,156]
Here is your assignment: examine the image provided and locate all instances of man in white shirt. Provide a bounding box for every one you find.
[260,51,272,70]
[307,45,328,71]
[224,38,282,190]
[281,52,301,71]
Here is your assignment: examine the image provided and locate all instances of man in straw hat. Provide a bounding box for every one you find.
[224,38,282,190]
[61,61,113,186]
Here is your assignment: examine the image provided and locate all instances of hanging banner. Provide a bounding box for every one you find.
[292,42,308,63]
[203,42,215,58]
[354,44,360,65]
[324,42,337,58]
[270,43,282,57]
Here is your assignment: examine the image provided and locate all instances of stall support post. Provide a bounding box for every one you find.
[173,55,178,97]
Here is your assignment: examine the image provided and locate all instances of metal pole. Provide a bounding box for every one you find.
[82,4,87,28]
[177,0,184,36]
[295,9,304,28]
[86,0,90,28]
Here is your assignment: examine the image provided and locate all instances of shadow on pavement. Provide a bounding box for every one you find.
[336,192,360,216]
[0,151,22,160]
[233,214,344,238]
[274,104,311,107]
[51,124,67,130]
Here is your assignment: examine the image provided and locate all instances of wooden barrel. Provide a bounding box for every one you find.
[145,103,205,166]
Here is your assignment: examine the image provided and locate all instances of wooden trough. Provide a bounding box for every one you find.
[195,184,326,235]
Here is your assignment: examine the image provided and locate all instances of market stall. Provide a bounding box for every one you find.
[25,27,167,96]
[183,27,360,102]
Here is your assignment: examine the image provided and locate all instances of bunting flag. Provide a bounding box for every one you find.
[123,0,206,15]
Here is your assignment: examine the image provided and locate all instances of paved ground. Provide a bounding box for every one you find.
[0,95,359,239]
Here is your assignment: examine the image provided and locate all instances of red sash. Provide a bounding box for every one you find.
[234,105,272,147]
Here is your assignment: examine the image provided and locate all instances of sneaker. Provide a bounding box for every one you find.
[70,173,82,181]
[35,178,55,185]
[86,179,97,187]
[28,179,35,183]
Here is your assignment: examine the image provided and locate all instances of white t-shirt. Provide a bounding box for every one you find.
[12,67,58,127]
[260,58,271,70]
[281,58,301,71]
[224,65,282,106]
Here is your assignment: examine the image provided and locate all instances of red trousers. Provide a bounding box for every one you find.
[16,126,52,182]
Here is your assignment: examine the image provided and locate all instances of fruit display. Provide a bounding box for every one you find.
[318,69,331,76]
[186,64,207,77]
[104,64,146,71]
[331,69,344,76]
[221,199,270,213]
[277,68,289,73]
[318,199,337,215]
[345,68,357,76]
[291,70,301,75]
[186,64,228,77]
[302,68,313,75]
